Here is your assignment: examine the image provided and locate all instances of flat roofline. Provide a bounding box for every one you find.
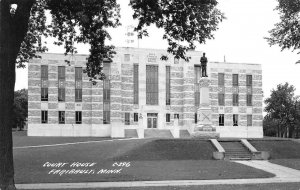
[210,61,261,66]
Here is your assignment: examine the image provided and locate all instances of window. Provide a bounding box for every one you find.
[124,54,130,62]
[218,93,225,106]
[134,113,138,122]
[125,112,130,125]
[75,67,82,80]
[103,111,110,124]
[166,66,171,105]
[41,111,48,123]
[174,114,179,119]
[75,89,82,102]
[174,58,179,64]
[41,88,48,101]
[219,114,224,126]
[41,65,48,101]
[194,65,201,83]
[247,115,252,126]
[58,66,65,79]
[247,94,252,106]
[59,111,65,124]
[41,65,48,79]
[194,113,197,124]
[58,88,65,102]
[146,65,159,105]
[75,111,82,124]
[166,113,171,122]
[233,114,238,126]
[58,66,65,102]
[232,74,238,86]
[218,73,225,86]
[246,75,252,86]
[133,64,139,104]
[233,94,239,106]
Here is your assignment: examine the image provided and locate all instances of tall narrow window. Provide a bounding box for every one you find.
[166,66,171,105]
[134,113,138,122]
[75,67,82,102]
[218,93,225,106]
[59,111,65,124]
[247,94,252,106]
[219,114,224,126]
[103,62,111,124]
[166,113,171,122]
[218,73,225,86]
[194,65,201,107]
[247,115,252,126]
[194,113,198,124]
[232,74,238,86]
[233,114,238,126]
[146,65,158,105]
[41,65,48,101]
[125,112,130,125]
[58,66,65,102]
[75,111,82,124]
[133,64,139,104]
[233,94,239,106]
[41,111,48,123]
[246,75,252,86]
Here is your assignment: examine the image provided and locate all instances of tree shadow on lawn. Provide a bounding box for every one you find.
[14,139,275,184]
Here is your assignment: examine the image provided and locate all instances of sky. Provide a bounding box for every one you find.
[15,0,300,101]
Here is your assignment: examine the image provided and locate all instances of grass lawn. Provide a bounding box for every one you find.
[249,139,300,159]
[270,159,300,170]
[32,183,300,190]
[13,133,274,184]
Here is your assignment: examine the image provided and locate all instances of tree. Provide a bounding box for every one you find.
[266,0,300,57]
[264,83,298,138]
[12,89,28,130]
[0,0,224,189]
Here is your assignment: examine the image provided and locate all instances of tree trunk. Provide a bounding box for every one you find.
[0,1,34,189]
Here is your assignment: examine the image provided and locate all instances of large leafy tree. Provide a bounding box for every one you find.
[0,0,224,189]
[12,89,28,130]
[264,83,298,138]
[266,0,300,56]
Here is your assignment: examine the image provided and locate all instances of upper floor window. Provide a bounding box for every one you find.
[218,93,225,106]
[246,75,252,86]
[247,94,252,106]
[233,94,239,106]
[218,73,225,86]
[232,74,238,86]
[58,66,65,79]
[124,54,130,62]
[146,65,159,105]
[41,65,48,79]
[133,64,139,104]
[166,66,171,105]
[41,88,48,101]
[75,67,82,80]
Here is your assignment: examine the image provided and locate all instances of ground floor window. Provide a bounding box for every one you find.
[76,111,82,124]
[125,112,130,125]
[174,114,179,119]
[233,114,238,126]
[103,111,110,124]
[59,111,65,124]
[219,114,224,126]
[166,113,170,122]
[134,113,138,122]
[247,114,252,126]
[194,113,197,124]
[41,110,48,123]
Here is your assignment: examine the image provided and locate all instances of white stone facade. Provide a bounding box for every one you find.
[27,47,263,138]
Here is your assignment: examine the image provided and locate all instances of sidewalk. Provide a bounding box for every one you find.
[16,161,300,189]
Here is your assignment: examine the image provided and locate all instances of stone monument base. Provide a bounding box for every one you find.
[192,125,220,139]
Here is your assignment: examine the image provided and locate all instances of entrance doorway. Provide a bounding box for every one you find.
[147,113,158,128]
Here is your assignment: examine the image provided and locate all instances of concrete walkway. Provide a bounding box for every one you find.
[16,161,300,189]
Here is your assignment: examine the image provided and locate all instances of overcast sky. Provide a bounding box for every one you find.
[16,0,300,100]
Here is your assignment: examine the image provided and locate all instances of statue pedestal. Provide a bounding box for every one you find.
[192,78,219,139]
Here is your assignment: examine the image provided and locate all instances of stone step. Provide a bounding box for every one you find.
[144,129,173,138]
[124,129,138,138]
[219,141,252,160]
[180,130,190,138]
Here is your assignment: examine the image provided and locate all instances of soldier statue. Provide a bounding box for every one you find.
[200,53,208,77]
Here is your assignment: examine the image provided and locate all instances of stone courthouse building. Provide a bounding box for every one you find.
[27,47,263,138]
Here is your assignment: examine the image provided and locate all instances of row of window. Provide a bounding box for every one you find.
[218,114,253,126]
[218,94,253,106]
[218,73,253,86]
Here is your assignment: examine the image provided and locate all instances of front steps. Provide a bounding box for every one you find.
[219,141,252,160]
[144,129,173,138]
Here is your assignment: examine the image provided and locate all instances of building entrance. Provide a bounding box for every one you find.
[147,113,158,128]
